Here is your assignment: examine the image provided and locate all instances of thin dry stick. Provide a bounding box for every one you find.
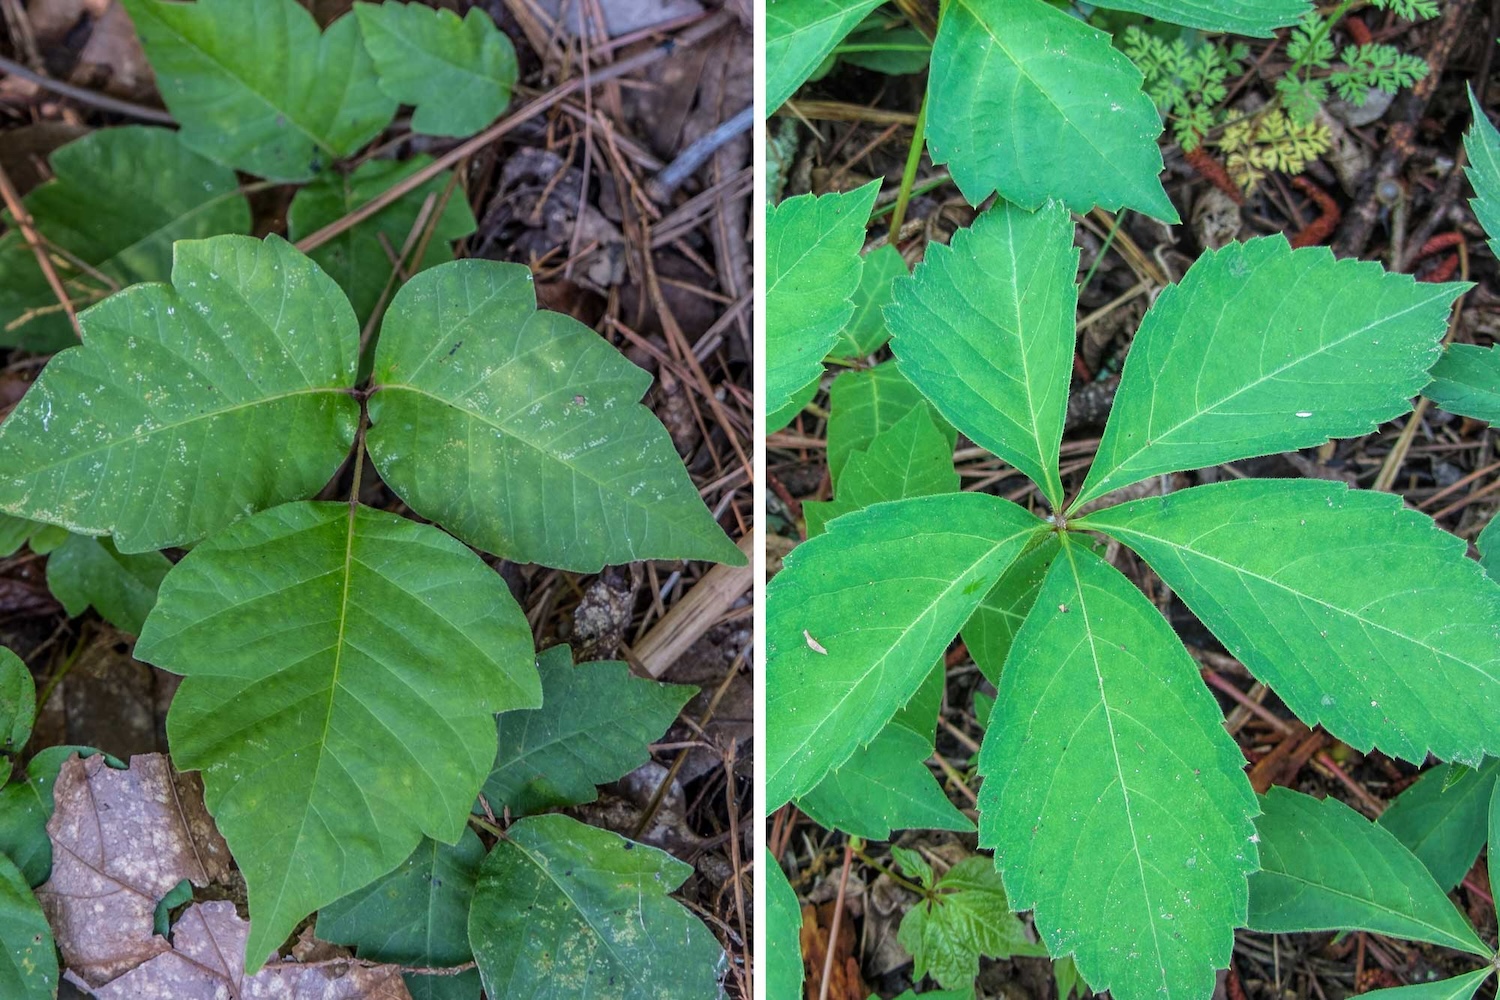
[0,54,175,124]
[294,11,733,256]
[817,843,855,1000]
[0,160,80,338]
[631,531,754,677]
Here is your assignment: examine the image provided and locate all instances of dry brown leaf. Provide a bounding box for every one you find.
[94,901,412,1000]
[36,753,231,986]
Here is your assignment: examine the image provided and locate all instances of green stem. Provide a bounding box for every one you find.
[852,845,932,898]
[887,89,930,243]
[1078,210,1127,298]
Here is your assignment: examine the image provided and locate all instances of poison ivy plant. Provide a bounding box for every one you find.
[481,645,695,817]
[286,156,478,329]
[0,650,32,758]
[766,193,1496,999]
[1247,786,1497,998]
[766,180,881,427]
[0,233,739,973]
[467,814,724,999]
[0,126,251,350]
[120,0,396,181]
[354,1,517,137]
[45,535,169,637]
[318,828,486,1000]
[0,852,55,1000]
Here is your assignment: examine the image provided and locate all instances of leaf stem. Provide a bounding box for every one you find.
[887,89,930,242]
[851,845,931,898]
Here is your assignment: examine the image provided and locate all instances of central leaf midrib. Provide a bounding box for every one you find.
[1259,865,1484,952]
[3,385,348,485]
[1063,542,1171,996]
[374,383,679,519]
[1103,523,1500,688]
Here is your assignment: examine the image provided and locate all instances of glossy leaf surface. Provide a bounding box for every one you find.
[1088,480,1500,766]
[354,2,516,137]
[483,645,694,817]
[467,814,722,999]
[1076,239,1464,509]
[1089,0,1306,34]
[888,200,1076,507]
[767,492,1045,806]
[120,0,395,180]
[137,501,540,970]
[0,649,32,757]
[979,539,1259,1000]
[0,127,250,350]
[0,235,360,553]
[927,0,1174,219]
[1247,787,1489,957]
[829,243,906,361]
[367,259,741,571]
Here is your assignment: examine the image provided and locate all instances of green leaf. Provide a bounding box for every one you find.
[798,673,972,839]
[287,157,478,329]
[767,859,805,1000]
[354,2,516,137]
[960,535,1058,685]
[46,534,169,636]
[0,234,360,553]
[767,182,880,425]
[1425,344,1500,424]
[765,0,886,111]
[767,492,1045,807]
[1466,88,1500,257]
[926,0,1175,220]
[1379,760,1500,890]
[1054,956,1083,1000]
[829,243,906,361]
[769,375,821,431]
[0,126,251,351]
[892,845,934,888]
[827,361,955,485]
[1075,238,1466,509]
[897,857,1046,991]
[804,405,958,537]
[0,746,113,887]
[318,829,485,1000]
[467,813,723,999]
[366,259,743,571]
[0,517,32,558]
[887,200,1076,508]
[120,0,396,181]
[837,24,932,75]
[1247,787,1489,957]
[1359,970,1495,1000]
[0,852,55,1000]
[1482,515,1498,582]
[978,537,1259,1000]
[1089,0,1307,34]
[482,645,695,817]
[1085,479,1500,766]
[0,650,32,757]
[135,501,540,972]
[1490,777,1500,930]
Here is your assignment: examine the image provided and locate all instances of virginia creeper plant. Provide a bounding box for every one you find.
[766,51,1500,1000]
[0,1,744,996]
